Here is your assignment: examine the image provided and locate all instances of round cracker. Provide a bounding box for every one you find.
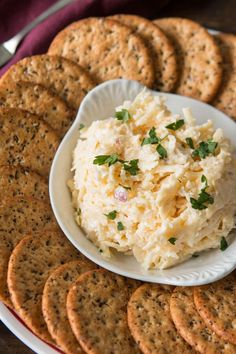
[0,165,49,202]
[42,260,96,354]
[0,107,59,177]
[194,273,236,345]
[212,33,236,119]
[109,14,177,92]
[127,283,193,353]
[0,197,57,308]
[170,287,236,354]
[67,269,141,354]
[0,81,75,138]
[7,230,82,344]
[48,17,154,87]
[154,17,222,102]
[0,55,96,110]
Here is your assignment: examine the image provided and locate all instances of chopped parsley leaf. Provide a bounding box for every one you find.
[117,221,125,231]
[190,175,214,210]
[93,154,121,166]
[115,109,131,122]
[165,119,185,131]
[104,210,117,220]
[156,144,167,159]
[141,127,160,146]
[192,140,218,160]
[220,237,228,251]
[124,159,139,176]
[78,123,85,130]
[186,137,194,149]
[168,237,177,245]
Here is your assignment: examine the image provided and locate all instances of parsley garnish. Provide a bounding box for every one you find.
[192,140,218,160]
[104,210,117,220]
[141,127,168,159]
[78,123,85,130]
[166,119,185,131]
[156,144,167,159]
[220,237,228,251]
[186,137,194,149]
[115,109,131,122]
[93,154,122,166]
[117,221,125,231]
[190,175,214,210]
[168,237,177,245]
[123,159,139,176]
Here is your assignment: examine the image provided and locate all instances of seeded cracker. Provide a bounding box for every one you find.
[0,197,57,308]
[154,17,222,102]
[0,55,96,110]
[0,82,75,138]
[170,287,236,353]
[8,231,82,344]
[67,269,142,354]
[0,165,49,202]
[109,14,177,92]
[127,284,194,353]
[48,18,155,87]
[194,273,236,345]
[0,107,59,177]
[212,33,236,120]
[42,260,96,354]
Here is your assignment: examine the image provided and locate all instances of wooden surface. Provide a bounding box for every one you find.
[0,0,235,353]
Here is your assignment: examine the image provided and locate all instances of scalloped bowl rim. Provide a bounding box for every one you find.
[49,79,236,286]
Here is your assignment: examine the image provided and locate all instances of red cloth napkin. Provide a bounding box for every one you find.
[0,0,170,77]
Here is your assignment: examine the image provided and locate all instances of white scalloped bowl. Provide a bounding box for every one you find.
[49,79,236,286]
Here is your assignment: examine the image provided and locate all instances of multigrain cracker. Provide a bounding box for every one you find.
[42,260,96,354]
[67,269,141,354]
[48,17,155,87]
[194,274,236,345]
[0,107,59,177]
[170,287,236,354]
[109,14,177,92]
[212,33,236,119]
[0,55,96,110]
[127,284,194,353]
[0,197,57,308]
[0,165,49,202]
[154,17,222,102]
[8,231,82,344]
[0,82,75,138]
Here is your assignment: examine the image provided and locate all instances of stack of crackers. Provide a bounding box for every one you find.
[0,15,235,354]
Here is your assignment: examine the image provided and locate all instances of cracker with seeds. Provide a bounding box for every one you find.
[0,55,96,110]
[0,82,75,138]
[0,197,57,308]
[0,108,59,177]
[8,230,82,344]
[127,284,194,353]
[109,14,177,92]
[154,17,222,102]
[67,269,141,354]
[194,273,236,345]
[170,287,236,353]
[42,260,96,354]
[48,18,154,87]
[0,165,49,202]
[212,33,236,119]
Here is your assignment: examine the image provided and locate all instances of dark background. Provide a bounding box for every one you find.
[0,0,235,352]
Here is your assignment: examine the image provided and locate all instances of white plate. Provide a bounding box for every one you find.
[50,79,236,286]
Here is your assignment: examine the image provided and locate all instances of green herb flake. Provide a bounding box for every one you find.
[93,154,119,167]
[190,175,214,210]
[104,210,117,220]
[78,123,85,130]
[168,237,177,245]
[166,119,185,131]
[192,140,218,160]
[117,221,125,231]
[124,159,139,176]
[115,109,131,123]
[141,127,159,146]
[220,237,228,251]
[186,137,194,149]
[156,144,167,159]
